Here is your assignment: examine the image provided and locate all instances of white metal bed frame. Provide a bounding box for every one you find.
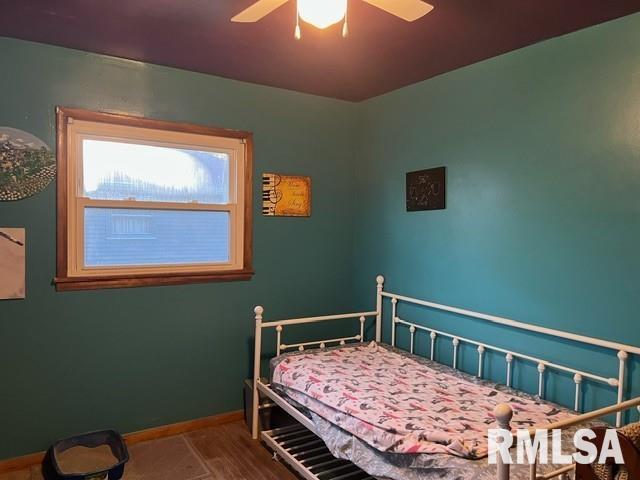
[252,275,640,480]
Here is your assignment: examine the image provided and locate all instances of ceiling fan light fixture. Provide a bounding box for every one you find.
[297,0,347,29]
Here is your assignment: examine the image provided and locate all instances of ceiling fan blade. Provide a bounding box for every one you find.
[362,0,434,22]
[231,0,290,22]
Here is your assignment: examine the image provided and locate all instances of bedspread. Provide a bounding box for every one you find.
[271,342,574,459]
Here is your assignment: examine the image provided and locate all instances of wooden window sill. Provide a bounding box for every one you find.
[54,270,255,291]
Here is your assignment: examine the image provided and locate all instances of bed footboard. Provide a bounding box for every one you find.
[495,399,640,480]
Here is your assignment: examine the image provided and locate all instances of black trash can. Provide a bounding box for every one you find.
[43,430,129,480]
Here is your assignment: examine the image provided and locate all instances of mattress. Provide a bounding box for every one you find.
[270,342,599,480]
[271,341,574,459]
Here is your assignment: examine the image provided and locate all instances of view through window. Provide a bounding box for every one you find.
[55,108,253,290]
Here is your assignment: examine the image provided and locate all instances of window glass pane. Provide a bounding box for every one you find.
[82,140,229,203]
[84,208,230,267]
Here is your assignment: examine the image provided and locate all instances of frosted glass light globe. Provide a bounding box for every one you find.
[298,0,347,29]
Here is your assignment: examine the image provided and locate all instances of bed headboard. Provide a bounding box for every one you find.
[374,275,640,427]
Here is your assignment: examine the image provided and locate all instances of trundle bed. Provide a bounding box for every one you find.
[251,276,640,480]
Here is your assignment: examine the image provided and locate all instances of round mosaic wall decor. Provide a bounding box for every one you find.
[0,127,56,201]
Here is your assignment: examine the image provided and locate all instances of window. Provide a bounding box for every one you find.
[55,108,253,291]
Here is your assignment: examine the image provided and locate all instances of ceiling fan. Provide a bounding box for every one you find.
[231,0,434,39]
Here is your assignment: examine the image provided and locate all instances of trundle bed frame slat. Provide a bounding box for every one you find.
[253,275,640,480]
[261,425,373,480]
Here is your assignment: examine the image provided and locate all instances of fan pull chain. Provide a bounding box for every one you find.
[342,1,349,38]
[294,1,301,39]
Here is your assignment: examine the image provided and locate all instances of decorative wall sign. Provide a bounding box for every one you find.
[0,228,25,300]
[0,127,56,201]
[262,173,311,217]
[406,166,446,212]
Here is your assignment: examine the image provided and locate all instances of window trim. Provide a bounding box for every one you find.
[54,107,254,291]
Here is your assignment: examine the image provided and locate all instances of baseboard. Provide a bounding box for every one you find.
[0,409,244,475]
[0,451,45,475]
[124,409,244,444]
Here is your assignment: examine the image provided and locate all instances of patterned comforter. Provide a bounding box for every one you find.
[271,342,574,459]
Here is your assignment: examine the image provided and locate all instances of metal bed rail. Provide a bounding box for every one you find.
[261,424,373,480]
[252,307,377,439]
[380,276,640,427]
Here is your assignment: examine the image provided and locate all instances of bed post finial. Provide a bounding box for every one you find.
[252,305,264,440]
[375,275,384,343]
[494,404,513,480]
[494,403,513,428]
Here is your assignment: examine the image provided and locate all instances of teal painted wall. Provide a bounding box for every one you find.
[2,11,640,460]
[0,38,359,459]
[354,13,640,414]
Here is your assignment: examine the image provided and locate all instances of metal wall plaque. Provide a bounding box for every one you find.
[406,167,446,212]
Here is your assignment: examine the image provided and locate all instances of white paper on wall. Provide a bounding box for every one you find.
[0,227,25,299]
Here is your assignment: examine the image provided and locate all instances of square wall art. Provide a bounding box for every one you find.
[406,167,446,212]
[262,173,311,217]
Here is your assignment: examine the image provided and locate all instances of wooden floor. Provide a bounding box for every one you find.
[0,421,297,480]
